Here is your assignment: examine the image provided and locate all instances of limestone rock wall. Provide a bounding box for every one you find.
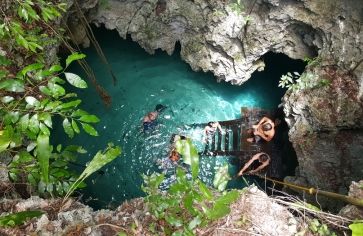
[0,188,307,236]
[77,0,363,85]
[283,65,363,204]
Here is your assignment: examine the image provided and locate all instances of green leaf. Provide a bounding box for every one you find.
[350,223,363,236]
[39,123,50,136]
[26,142,37,152]
[59,99,81,109]
[0,128,12,153]
[19,114,29,131]
[0,55,11,66]
[188,216,201,230]
[213,164,231,191]
[39,113,52,128]
[37,134,50,184]
[28,114,40,134]
[39,86,51,96]
[27,173,37,186]
[79,115,100,123]
[175,138,199,179]
[198,181,213,200]
[49,76,65,84]
[0,79,24,92]
[1,96,14,103]
[183,194,196,215]
[56,144,62,152]
[48,82,65,98]
[18,6,29,21]
[65,52,86,67]
[44,101,62,111]
[19,151,34,163]
[4,111,20,124]
[64,72,87,88]
[81,123,98,136]
[49,64,63,73]
[63,143,121,201]
[19,63,44,77]
[215,190,239,206]
[72,109,88,117]
[165,215,183,227]
[0,211,44,227]
[206,202,230,220]
[25,96,40,107]
[71,120,80,133]
[63,118,74,138]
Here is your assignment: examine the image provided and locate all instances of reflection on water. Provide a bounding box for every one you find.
[57,27,304,209]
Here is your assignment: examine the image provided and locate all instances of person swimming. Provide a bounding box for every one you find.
[158,134,186,170]
[142,104,167,132]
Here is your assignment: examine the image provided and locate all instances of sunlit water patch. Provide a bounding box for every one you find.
[56,27,304,209]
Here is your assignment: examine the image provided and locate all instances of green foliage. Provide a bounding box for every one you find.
[0,0,118,198]
[278,57,329,92]
[309,219,337,236]
[304,56,322,67]
[213,164,231,191]
[142,140,239,234]
[0,211,44,227]
[143,168,239,234]
[8,144,87,196]
[63,143,121,202]
[175,138,199,179]
[350,222,363,236]
[278,71,330,92]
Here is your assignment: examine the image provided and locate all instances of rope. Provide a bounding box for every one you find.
[251,173,363,208]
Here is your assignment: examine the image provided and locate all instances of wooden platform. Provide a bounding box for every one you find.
[185,108,273,163]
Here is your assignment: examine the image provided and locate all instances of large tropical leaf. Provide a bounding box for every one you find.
[63,143,121,202]
[175,138,199,179]
[213,164,231,191]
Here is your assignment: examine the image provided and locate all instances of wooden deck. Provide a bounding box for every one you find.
[183,107,283,178]
[193,107,270,156]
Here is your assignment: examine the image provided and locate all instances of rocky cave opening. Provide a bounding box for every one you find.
[57,26,310,208]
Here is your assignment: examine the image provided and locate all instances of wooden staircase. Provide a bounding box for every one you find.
[195,107,272,159]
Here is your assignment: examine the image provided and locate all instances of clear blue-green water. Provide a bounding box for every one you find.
[58,28,304,209]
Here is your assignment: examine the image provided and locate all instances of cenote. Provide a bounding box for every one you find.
[57,27,306,209]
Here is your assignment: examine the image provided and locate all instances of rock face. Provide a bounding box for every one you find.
[68,0,363,206]
[283,65,363,208]
[80,0,363,85]
[339,180,363,220]
[0,188,308,235]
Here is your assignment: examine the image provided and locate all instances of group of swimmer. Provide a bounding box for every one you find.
[142,105,278,176]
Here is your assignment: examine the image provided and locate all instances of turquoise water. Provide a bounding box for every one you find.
[60,28,304,209]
